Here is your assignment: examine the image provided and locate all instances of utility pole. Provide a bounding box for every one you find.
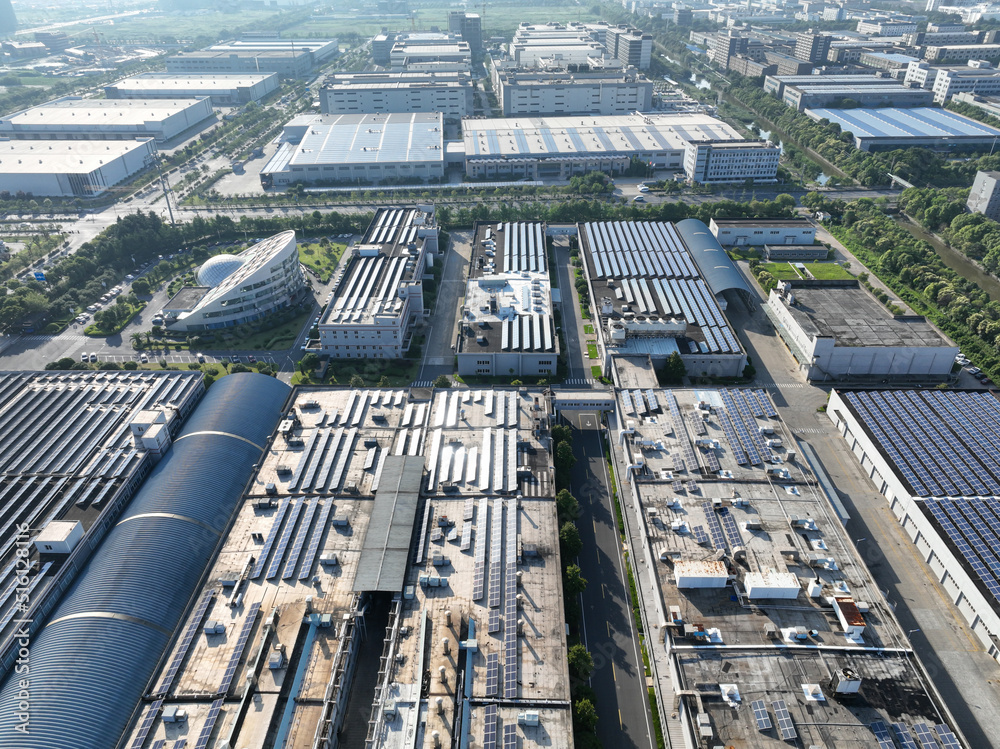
[150,144,175,225]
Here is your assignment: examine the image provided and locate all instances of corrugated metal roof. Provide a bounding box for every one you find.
[0,373,290,749]
[675,218,753,298]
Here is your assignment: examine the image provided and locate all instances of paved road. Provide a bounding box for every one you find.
[553,238,591,383]
[418,229,471,385]
[569,425,654,749]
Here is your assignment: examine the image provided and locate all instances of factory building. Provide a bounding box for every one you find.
[162,231,307,332]
[456,222,558,378]
[803,106,1000,151]
[165,38,338,77]
[0,138,155,197]
[764,74,903,99]
[448,11,483,55]
[0,97,214,142]
[607,384,967,748]
[710,217,817,246]
[390,38,472,69]
[320,71,475,118]
[928,62,1000,103]
[0,372,287,749]
[765,281,957,382]
[857,51,920,73]
[112,385,569,749]
[493,67,653,116]
[828,387,1000,664]
[580,219,749,378]
[967,169,1000,220]
[260,112,445,188]
[462,113,778,184]
[319,207,437,359]
[104,73,280,106]
[924,44,1000,62]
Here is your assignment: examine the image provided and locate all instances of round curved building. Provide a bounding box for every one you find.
[163,230,307,332]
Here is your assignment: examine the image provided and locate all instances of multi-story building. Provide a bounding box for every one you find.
[925,44,1000,63]
[793,31,832,63]
[683,140,781,184]
[952,90,1000,117]
[606,25,653,69]
[709,30,748,67]
[673,6,693,25]
[165,38,338,77]
[901,29,981,46]
[319,207,436,359]
[709,217,817,246]
[967,170,1000,220]
[932,62,1000,102]
[856,19,919,35]
[493,67,652,116]
[456,222,558,378]
[448,11,482,55]
[763,50,815,76]
[104,73,280,106]
[780,81,933,110]
[390,38,471,69]
[765,73,903,98]
[858,50,920,73]
[320,71,474,118]
[727,55,778,78]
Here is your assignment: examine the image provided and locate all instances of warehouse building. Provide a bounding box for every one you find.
[764,74,903,98]
[0,138,155,197]
[165,39,337,77]
[320,71,474,118]
[766,281,957,381]
[162,231,307,332]
[710,217,817,246]
[104,72,280,106]
[952,90,1000,117]
[0,373,290,749]
[780,81,933,110]
[828,387,1000,663]
[319,207,437,358]
[456,222,558,377]
[925,43,1000,62]
[609,384,966,748]
[261,112,445,188]
[462,112,778,184]
[115,384,569,749]
[0,97,213,142]
[493,67,653,116]
[804,106,1000,150]
[580,219,749,378]
[390,38,471,69]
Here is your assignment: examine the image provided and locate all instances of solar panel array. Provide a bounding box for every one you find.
[472,498,489,600]
[154,590,215,696]
[871,720,896,749]
[691,525,709,546]
[893,722,920,749]
[720,390,764,465]
[701,502,727,551]
[504,499,518,700]
[250,500,290,579]
[844,390,1000,497]
[664,390,699,474]
[750,699,771,731]
[489,498,504,609]
[266,500,304,580]
[913,723,942,749]
[935,725,962,749]
[151,740,166,749]
[218,602,261,695]
[299,500,333,581]
[483,704,498,749]
[193,698,224,749]
[127,699,162,749]
[581,222,740,354]
[718,507,744,551]
[500,222,547,274]
[924,499,1000,605]
[772,700,797,741]
[484,651,499,697]
[503,724,517,749]
[283,500,319,579]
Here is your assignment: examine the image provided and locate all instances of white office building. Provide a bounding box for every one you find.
[320,72,474,118]
[0,138,155,197]
[493,68,653,116]
[319,207,436,359]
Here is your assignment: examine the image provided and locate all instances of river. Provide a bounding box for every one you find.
[895,215,1000,301]
[756,127,831,185]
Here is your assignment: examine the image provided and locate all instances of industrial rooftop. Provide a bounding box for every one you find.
[613,386,964,748]
[804,106,1000,147]
[0,97,208,128]
[778,284,947,347]
[0,139,154,173]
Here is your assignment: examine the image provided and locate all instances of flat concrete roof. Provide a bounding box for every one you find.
[286,113,444,165]
[0,97,207,127]
[164,286,209,311]
[0,138,152,173]
[784,284,946,347]
[109,73,277,91]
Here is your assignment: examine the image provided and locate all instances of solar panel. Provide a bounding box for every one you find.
[489,498,504,608]
[218,602,261,695]
[701,503,727,551]
[484,652,499,696]
[686,480,698,493]
[503,724,517,749]
[152,741,166,749]
[771,700,796,741]
[174,741,188,749]
[250,500,291,579]
[193,698,224,749]
[718,508,744,551]
[127,700,162,749]
[691,525,709,546]
[504,499,519,700]
[871,721,896,749]
[472,498,489,600]
[298,500,334,580]
[154,590,215,696]
[750,699,771,731]
[935,725,962,749]
[913,723,942,749]
[488,608,501,633]
[266,500,303,579]
[893,722,921,749]
[283,499,319,579]
[483,704,498,749]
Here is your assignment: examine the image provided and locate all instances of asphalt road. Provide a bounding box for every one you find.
[569,425,654,749]
[417,229,471,385]
[552,238,592,385]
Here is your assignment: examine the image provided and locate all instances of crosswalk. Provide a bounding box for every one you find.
[411,380,434,388]
[21,334,90,344]
[564,378,601,386]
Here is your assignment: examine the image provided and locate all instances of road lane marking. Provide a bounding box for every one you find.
[612,661,617,682]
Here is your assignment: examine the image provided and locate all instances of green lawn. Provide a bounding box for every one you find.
[294,356,420,387]
[760,263,802,280]
[800,262,854,280]
[84,302,146,337]
[591,365,604,380]
[586,342,598,359]
[583,324,594,335]
[299,242,346,283]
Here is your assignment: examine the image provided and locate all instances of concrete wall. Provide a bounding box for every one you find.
[457,351,557,377]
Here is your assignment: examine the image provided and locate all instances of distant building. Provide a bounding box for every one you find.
[606,25,653,69]
[763,51,814,76]
[493,67,653,116]
[931,63,1000,103]
[163,231,306,332]
[319,207,436,359]
[780,81,933,111]
[448,12,482,55]
[0,139,155,197]
[166,38,338,77]
[1,40,44,59]
[856,19,919,36]
[0,0,16,37]
[925,44,1000,63]
[967,170,1000,221]
[858,51,920,73]
[320,71,474,118]
[673,6,693,25]
[794,32,832,63]
[709,30,748,68]
[33,31,70,51]
[952,90,1000,118]
[804,106,1000,150]
[710,218,817,246]
[105,73,280,106]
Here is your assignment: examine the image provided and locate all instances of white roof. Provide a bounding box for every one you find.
[0,139,152,173]
[285,113,444,165]
[2,98,206,127]
[110,73,277,91]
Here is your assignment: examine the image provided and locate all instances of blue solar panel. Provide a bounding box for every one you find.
[503,724,517,749]
[299,500,334,580]
[484,652,499,696]
[193,698,224,749]
[692,525,709,546]
[283,499,320,579]
[893,722,920,749]
[483,704,498,749]
[772,700,796,740]
[871,721,896,749]
[154,589,215,696]
[250,500,291,579]
[127,700,162,749]
[473,498,489,600]
[701,502,727,551]
[718,507,744,551]
[266,500,303,580]
[913,722,942,749]
[935,725,961,749]
[151,741,166,749]
[218,602,261,695]
[750,699,771,730]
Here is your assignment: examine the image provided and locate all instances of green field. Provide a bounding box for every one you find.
[761,262,853,281]
[584,324,594,335]
[587,342,598,359]
[54,9,288,46]
[299,241,347,283]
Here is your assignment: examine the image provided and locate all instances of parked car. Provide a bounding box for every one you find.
[196,352,205,363]
[969,367,982,375]
[81,352,90,362]
[247,355,256,364]
[89,353,98,362]
[140,353,149,363]
[231,355,240,363]
[632,195,645,202]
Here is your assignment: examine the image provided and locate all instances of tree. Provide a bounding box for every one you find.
[555,441,577,487]
[377,375,390,387]
[131,278,150,295]
[573,698,599,733]
[556,489,580,522]
[551,424,573,446]
[123,361,138,370]
[349,374,365,387]
[661,351,686,385]
[567,642,594,681]
[130,332,144,349]
[563,564,588,597]
[559,521,583,559]
[433,374,451,388]
[300,352,319,373]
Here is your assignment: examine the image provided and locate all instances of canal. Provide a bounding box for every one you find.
[895,214,1000,301]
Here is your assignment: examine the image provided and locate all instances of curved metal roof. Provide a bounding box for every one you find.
[674,218,753,298]
[0,373,290,749]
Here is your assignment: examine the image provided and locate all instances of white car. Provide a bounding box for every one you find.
[81,352,90,362]
[140,353,149,363]
[638,185,650,193]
